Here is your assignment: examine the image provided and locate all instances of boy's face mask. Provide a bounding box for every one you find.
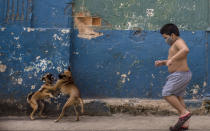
[165,36,175,46]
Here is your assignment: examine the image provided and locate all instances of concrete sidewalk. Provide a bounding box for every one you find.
[0,114,210,131]
[1,99,206,117]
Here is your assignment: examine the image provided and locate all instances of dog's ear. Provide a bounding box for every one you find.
[48,73,54,81]
[51,76,55,81]
[41,77,45,81]
[58,73,64,79]
[68,66,71,71]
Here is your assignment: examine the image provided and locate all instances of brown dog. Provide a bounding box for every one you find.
[27,73,55,120]
[52,67,84,122]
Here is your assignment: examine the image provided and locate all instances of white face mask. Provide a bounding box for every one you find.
[165,37,175,46]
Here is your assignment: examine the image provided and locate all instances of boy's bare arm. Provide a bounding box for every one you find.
[155,60,168,66]
[170,40,189,62]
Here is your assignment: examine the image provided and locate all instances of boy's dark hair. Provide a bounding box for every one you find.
[160,23,180,36]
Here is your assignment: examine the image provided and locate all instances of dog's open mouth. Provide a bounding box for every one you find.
[58,74,66,79]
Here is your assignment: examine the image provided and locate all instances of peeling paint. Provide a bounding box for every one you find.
[17,78,23,85]
[14,36,19,40]
[18,57,22,61]
[36,56,41,60]
[0,64,7,72]
[121,74,127,84]
[22,27,71,32]
[192,88,198,95]
[203,81,207,87]
[16,44,21,48]
[74,13,103,40]
[131,60,141,67]
[9,69,14,76]
[24,66,33,72]
[194,84,200,89]
[73,52,79,55]
[23,27,35,32]
[61,42,69,46]
[146,9,154,17]
[0,0,208,101]
[191,84,200,95]
[31,58,52,73]
[1,27,6,31]
[39,59,49,71]
[31,85,35,90]
[61,29,70,34]
[53,34,63,41]
[56,66,62,72]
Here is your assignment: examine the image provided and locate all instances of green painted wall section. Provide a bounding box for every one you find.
[74,0,209,30]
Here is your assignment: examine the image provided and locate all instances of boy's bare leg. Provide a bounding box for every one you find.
[178,96,190,127]
[164,95,189,116]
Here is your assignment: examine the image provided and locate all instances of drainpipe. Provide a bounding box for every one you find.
[208,0,210,31]
[204,0,210,101]
[0,0,6,23]
[65,0,75,68]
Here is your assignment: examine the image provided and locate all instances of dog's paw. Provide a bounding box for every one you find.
[30,117,35,120]
[39,115,47,118]
[54,119,59,123]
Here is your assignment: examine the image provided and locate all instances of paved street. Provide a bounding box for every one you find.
[0,114,210,131]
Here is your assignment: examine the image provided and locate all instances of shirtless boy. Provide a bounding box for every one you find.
[155,23,192,131]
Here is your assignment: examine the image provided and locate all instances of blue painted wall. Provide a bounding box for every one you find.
[0,0,209,102]
[71,30,209,99]
[0,0,72,101]
[208,31,210,93]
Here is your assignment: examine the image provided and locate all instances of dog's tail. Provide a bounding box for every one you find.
[78,97,84,114]
[27,92,34,104]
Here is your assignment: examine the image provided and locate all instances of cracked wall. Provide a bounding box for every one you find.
[74,0,209,30]
[0,0,72,104]
[74,12,103,39]
[71,0,210,99]
[0,0,210,107]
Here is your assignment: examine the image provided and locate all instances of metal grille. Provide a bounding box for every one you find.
[1,0,33,25]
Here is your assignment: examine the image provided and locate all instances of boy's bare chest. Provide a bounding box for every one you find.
[168,46,178,58]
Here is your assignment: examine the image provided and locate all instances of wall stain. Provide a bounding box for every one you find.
[74,12,103,40]
[53,34,63,41]
[0,64,7,72]
[23,27,35,32]
[1,27,6,31]
[17,78,23,84]
[61,29,70,34]
[24,66,33,72]
[14,36,19,40]
[117,71,131,88]
[31,85,35,90]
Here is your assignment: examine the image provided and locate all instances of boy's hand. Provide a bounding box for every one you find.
[155,60,165,67]
[166,59,173,66]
